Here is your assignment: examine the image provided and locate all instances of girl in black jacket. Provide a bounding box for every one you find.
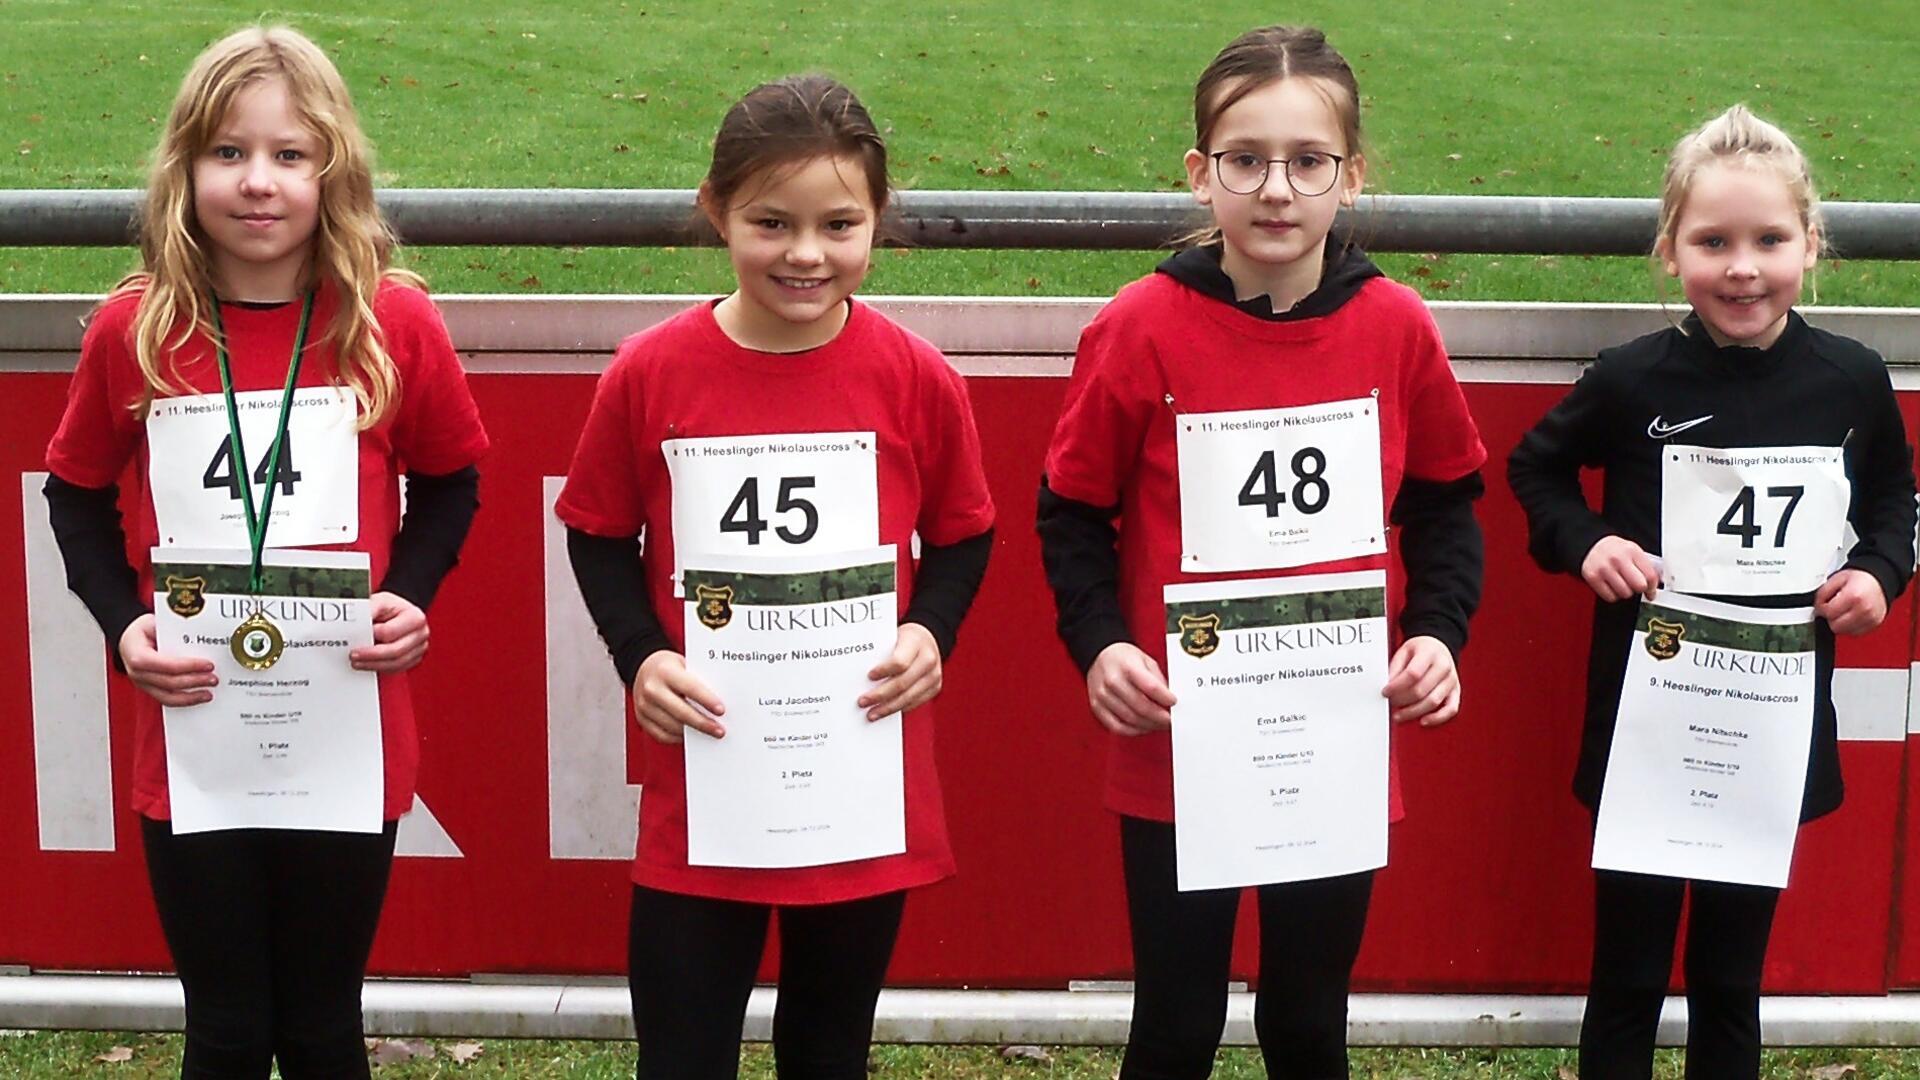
[1508,104,1915,1079]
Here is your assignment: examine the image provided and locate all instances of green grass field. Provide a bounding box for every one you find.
[9,1032,1920,1080]
[3,0,1919,303]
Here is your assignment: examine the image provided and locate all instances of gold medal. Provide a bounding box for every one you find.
[230,610,286,670]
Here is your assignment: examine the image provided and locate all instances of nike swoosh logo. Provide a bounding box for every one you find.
[1647,414,1714,439]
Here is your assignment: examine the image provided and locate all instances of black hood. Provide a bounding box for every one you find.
[1154,241,1383,322]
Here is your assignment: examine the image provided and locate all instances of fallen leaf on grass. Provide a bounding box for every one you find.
[95,1045,135,1063]
[367,1038,435,1065]
[1810,1066,1858,1080]
[448,1041,485,1063]
[1555,1066,1578,1080]
[999,1045,1052,1063]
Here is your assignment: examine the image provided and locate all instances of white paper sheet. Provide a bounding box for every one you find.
[1165,569,1390,890]
[1593,589,1816,887]
[682,545,903,868]
[152,547,381,834]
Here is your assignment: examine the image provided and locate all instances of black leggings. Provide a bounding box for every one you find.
[1579,869,1781,1080]
[1118,816,1374,1080]
[140,816,398,1080]
[627,884,907,1080]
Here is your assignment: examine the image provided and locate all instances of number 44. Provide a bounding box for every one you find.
[203,436,302,500]
[1717,485,1804,549]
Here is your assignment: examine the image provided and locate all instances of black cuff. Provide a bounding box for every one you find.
[566,528,672,687]
[1557,521,1617,582]
[1842,553,1904,609]
[902,529,994,659]
[379,465,481,610]
[1399,616,1468,661]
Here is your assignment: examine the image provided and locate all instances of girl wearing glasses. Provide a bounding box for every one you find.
[1038,25,1486,1077]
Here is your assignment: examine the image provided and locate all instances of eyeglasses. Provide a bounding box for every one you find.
[1209,150,1346,197]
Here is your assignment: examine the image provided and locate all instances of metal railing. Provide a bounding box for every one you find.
[6,189,1920,257]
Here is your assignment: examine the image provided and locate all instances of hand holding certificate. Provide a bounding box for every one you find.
[151,548,382,835]
[1165,570,1391,891]
[1593,589,1816,887]
[681,546,905,869]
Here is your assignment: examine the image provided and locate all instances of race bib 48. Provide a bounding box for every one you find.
[1175,398,1387,573]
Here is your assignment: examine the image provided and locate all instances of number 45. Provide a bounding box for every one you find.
[1717,485,1804,549]
[720,476,819,545]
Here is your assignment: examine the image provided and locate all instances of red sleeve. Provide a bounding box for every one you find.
[382,286,489,475]
[1042,305,1154,507]
[554,340,648,539]
[1399,297,1487,482]
[45,297,142,488]
[912,346,996,545]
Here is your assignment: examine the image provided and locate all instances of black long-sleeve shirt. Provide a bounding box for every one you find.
[1507,311,1916,820]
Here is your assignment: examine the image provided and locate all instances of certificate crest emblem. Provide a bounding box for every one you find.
[164,575,206,617]
[1178,613,1222,658]
[1644,617,1685,661]
[695,584,735,630]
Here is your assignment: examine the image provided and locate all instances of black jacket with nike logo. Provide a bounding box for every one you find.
[1507,310,1916,822]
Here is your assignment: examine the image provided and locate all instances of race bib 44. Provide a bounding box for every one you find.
[146,388,359,548]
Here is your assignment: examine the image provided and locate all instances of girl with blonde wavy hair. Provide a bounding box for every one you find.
[44,24,489,1078]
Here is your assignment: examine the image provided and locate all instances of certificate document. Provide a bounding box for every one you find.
[681,545,903,868]
[151,548,381,835]
[1164,569,1390,891]
[1593,590,1816,887]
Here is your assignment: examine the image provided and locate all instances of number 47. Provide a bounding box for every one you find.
[1717,485,1804,549]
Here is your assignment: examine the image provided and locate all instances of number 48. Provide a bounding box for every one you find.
[1237,447,1330,518]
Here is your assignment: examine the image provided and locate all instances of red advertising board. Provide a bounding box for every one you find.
[4,299,1914,993]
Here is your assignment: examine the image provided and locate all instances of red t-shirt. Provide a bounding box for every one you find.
[1044,272,1487,822]
[554,300,996,904]
[44,279,491,821]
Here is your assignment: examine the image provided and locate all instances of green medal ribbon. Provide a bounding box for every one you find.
[209,291,316,597]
